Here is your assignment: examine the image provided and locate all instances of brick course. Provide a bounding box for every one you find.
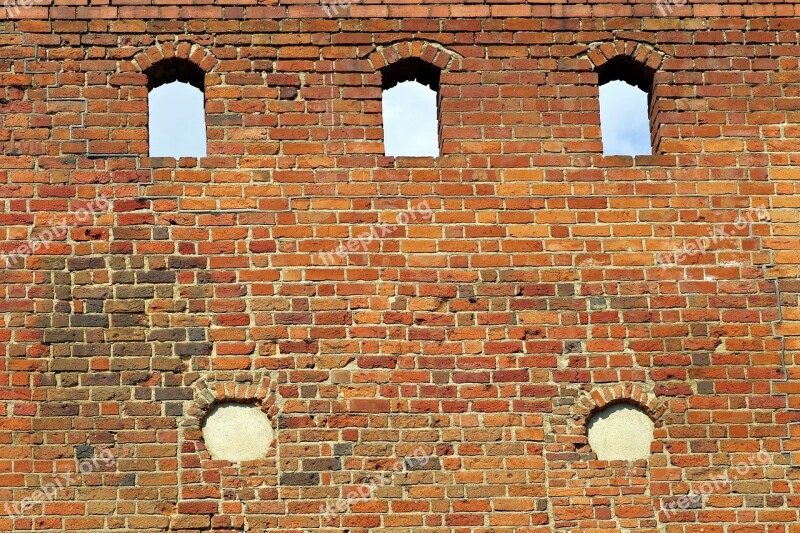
[0,1,799,532]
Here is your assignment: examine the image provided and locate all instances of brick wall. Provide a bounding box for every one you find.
[0,1,799,532]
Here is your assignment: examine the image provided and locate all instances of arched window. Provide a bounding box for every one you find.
[381,58,440,157]
[597,56,655,156]
[145,58,207,158]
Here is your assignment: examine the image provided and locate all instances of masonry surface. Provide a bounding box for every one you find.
[0,1,799,532]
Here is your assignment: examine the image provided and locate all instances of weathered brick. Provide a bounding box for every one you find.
[1,7,798,533]
[280,473,320,486]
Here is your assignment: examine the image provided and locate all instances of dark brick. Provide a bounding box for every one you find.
[44,330,84,343]
[40,404,80,417]
[136,271,176,284]
[175,342,211,356]
[303,458,340,471]
[280,473,319,486]
[70,315,109,328]
[154,388,194,401]
[76,445,94,460]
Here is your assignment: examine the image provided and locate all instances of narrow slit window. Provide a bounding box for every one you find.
[146,59,207,158]
[597,56,655,156]
[381,58,440,157]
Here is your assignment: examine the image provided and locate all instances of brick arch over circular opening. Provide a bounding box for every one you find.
[184,374,279,446]
[173,375,280,530]
[571,383,665,454]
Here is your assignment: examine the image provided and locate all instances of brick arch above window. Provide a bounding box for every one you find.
[582,40,668,156]
[132,42,219,79]
[367,41,461,158]
[584,40,665,74]
[367,41,461,73]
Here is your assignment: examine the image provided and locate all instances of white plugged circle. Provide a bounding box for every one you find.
[201,403,273,462]
[587,403,654,461]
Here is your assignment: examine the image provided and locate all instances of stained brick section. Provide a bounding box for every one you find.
[0,3,799,533]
